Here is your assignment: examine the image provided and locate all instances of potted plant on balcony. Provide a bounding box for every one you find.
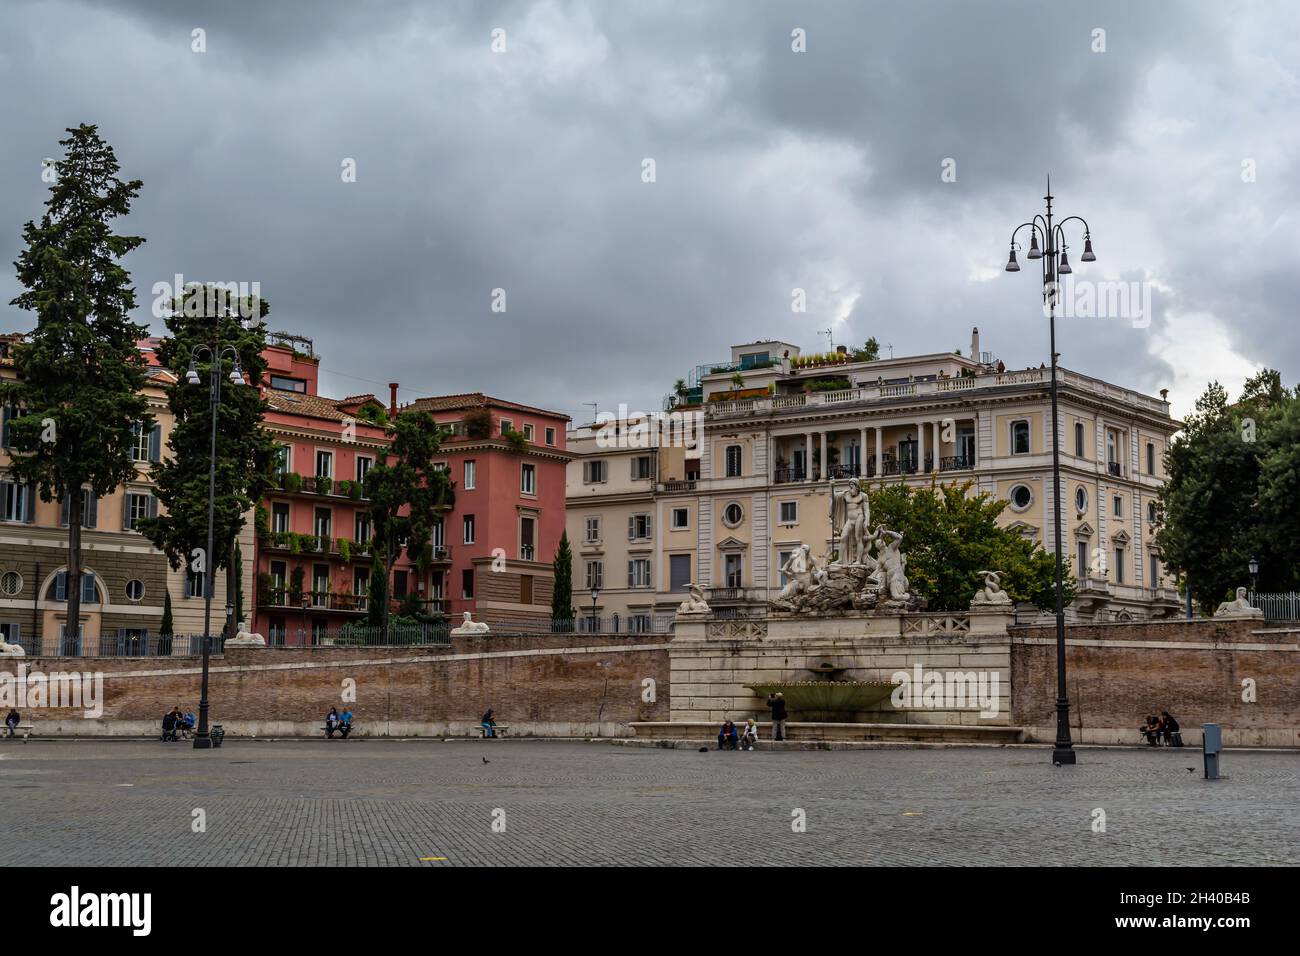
[316,475,333,496]
[338,537,351,562]
[282,472,303,494]
[464,406,493,439]
[503,427,528,453]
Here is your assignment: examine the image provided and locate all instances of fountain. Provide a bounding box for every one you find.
[745,661,900,723]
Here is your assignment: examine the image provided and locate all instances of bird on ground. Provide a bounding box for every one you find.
[482,757,489,764]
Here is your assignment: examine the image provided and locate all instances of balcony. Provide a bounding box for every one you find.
[939,455,975,472]
[657,479,698,494]
[274,473,370,501]
[259,532,373,562]
[1107,461,1122,477]
[263,588,368,613]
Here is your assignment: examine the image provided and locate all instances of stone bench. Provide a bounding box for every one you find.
[478,724,509,738]
[629,720,1025,745]
[4,723,34,742]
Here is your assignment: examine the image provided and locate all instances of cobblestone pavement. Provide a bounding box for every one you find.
[0,740,1295,866]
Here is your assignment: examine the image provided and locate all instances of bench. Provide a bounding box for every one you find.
[478,724,509,738]
[322,723,354,739]
[5,723,33,742]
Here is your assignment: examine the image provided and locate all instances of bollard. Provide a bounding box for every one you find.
[1202,722,1221,780]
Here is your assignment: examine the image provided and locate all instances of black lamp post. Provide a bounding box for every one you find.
[590,586,599,633]
[185,342,245,749]
[1248,556,1259,594]
[1004,176,1096,767]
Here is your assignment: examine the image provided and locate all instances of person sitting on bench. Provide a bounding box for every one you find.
[740,719,758,751]
[339,708,354,737]
[717,719,739,750]
[161,708,180,742]
[481,709,497,738]
[4,709,19,738]
[1139,715,1162,746]
[325,707,341,738]
[1161,710,1183,747]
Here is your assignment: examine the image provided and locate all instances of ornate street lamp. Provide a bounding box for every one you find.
[1004,176,1096,767]
[185,341,245,749]
[1248,556,1259,594]
[590,586,600,633]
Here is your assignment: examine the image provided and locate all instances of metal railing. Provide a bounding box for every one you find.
[10,633,227,657]
[1252,592,1300,622]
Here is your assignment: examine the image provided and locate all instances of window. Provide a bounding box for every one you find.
[314,507,331,542]
[1147,501,1158,525]
[273,444,291,475]
[125,579,144,601]
[779,501,798,524]
[392,570,408,599]
[1113,496,1122,518]
[629,513,652,540]
[628,558,652,588]
[725,445,742,477]
[627,614,653,634]
[315,450,333,479]
[585,560,603,591]
[631,455,654,480]
[461,569,475,599]
[355,512,371,544]
[1077,541,1090,579]
[778,550,793,586]
[431,518,444,551]
[1150,553,1160,584]
[186,568,204,598]
[1,571,23,596]
[499,418,513,435]
[1011,420,1031,455]
[463,514,476,544]
[724,553,743,588]
[1074,487,1087,514]
[464,460,476,490]
[585,516,601,543]
[1146,442,1156,475]
[671,507,689,530]
[54,571,98,604]
[271,502,290,534]
[0,480,31,523]
[1074,422,1086,458]
[356,456,373,484]
[270,375,306,393]
[520,574,534,604]
[131,421,159,462]
[584,460,607,484]
[270,561,287,603]
[353,566,370,599]
[60,488,97,528]
[123,491,155,531]
[723,502,744,527]
[1106,430,1120,475]
[523,424,534,441]
[521,462,536,495]
[545,427,556,446]
[1114,548,1125,584]
[1009,485,1032,510]
[520,515,536,561]
[669,554,691,592]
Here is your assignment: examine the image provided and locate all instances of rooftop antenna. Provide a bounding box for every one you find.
[818,328,834,352]
[584,402,599,426]
[885,342,895,359]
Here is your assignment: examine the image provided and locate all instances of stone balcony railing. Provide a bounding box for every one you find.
[706,368,1169,421]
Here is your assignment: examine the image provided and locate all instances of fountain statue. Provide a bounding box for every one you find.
[677,583,711,615]
[970,570,1012,607]
[745,660,900,722]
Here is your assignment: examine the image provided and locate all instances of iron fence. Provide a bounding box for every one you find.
[8,633,227,658]
[1252,591,1300,622]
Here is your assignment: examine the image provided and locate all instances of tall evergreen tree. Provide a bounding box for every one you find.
[551,530,575,628]
[137,286,278,637]
[363,410,454,634]
[0,125,150,643]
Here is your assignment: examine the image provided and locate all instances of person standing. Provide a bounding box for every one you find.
[767,692,788,741]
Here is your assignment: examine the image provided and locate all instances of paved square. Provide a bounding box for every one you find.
[0,740,1295,866]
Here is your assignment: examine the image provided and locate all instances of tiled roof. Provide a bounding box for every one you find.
[337,393,380,406]
[265,388,362,423]
[406,392,569,421]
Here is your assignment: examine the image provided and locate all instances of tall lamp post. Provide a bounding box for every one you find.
[590,586,599,633]
[185,342,245,749]
[1248,556,1259,595]
[1004,176,1096,767]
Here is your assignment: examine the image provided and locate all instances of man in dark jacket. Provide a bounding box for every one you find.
[767,693,788,741]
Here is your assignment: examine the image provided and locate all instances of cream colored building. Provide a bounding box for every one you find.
[565,330,1181,631]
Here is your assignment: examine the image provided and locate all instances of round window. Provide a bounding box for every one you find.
[125,579,145,601]
[1010,485,1033,510]
[1074,487,1087,513]
[723,503,744,527]
[0,571,22,596]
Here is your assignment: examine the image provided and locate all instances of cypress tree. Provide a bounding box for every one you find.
[552,530,575,629]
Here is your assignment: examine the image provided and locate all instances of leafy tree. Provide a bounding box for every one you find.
[363,410,454,633]
[552,530,575,628]
[866,479,1073,611]
[852,337,881,362]
[0,124,150,638]
[138,286,278,638]
[1157,372,1300,611]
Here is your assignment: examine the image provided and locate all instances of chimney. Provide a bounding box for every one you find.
[970,326,981,361]
[388,382,399,419]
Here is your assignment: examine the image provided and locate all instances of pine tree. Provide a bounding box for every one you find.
[160,591,174,644]
[363,411,454,635]
[551,530,575,629]
[137,286,278,637]
[0,125,150,642]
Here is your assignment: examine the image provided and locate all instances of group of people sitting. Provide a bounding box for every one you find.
[160,705,196,741]
[1139,711,1183,747]
[717,718,760,751]
[325,707,355,738]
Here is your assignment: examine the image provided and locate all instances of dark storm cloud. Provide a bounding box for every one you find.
[1,0,1296,421]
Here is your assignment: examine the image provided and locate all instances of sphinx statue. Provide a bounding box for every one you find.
[452,611,491,634]
[1214,587,1263,619]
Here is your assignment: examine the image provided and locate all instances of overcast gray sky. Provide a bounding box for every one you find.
[2,0,1296,422]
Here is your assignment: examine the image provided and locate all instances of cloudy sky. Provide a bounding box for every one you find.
[1,0,1296,423]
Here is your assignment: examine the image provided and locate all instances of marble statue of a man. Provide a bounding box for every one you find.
[831,478,869,566]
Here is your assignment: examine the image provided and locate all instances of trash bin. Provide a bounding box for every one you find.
[210,723,225,748]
